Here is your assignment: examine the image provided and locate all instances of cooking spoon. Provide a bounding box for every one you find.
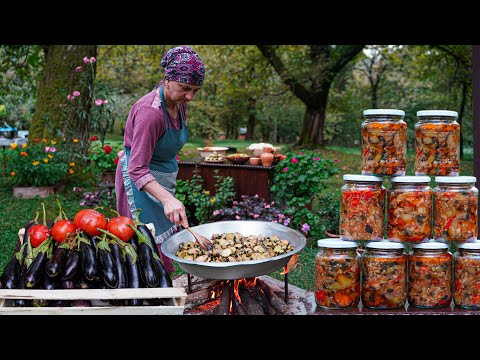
[182,224,213,251]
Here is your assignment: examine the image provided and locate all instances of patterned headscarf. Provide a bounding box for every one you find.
[161,46,205,86]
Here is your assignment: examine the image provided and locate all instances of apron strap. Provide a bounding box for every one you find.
[160,85,184,127]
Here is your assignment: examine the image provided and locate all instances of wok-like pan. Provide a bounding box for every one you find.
[161,221,306,280]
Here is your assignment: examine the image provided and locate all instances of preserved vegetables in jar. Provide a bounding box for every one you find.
[340,174,386,241]
[453,242,480,310]
[387,176,432,243]
[415,110,460,176]
[361,109,407,176]
[408,241,452,309]
[433,176,478,243]
[361,241,407,310]
[315,239,360,310]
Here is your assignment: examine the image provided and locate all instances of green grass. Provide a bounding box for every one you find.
[0,143,475,293]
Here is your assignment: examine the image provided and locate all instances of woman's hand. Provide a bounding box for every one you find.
[163,196,189,227]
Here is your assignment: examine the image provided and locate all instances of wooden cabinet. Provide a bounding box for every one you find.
[177,160,277,201]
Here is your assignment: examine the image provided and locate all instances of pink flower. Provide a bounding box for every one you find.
[213,210,221,216]
[90,56,96,63]
[232,201,238,205]
[301,223,311,234]
[80,202,85,206]
[67,94,74,101]
[72,91,80,97]
[75,66,82,72]
[175,154,179,161]
[44,146,51,152]
[313,157,320,161]
[334,159,340,163]
[282,167,288,172]
[278,213,285,220]
[264,204,270,209]
[253,214,260,219]
[290,158,298,164]
[50,147,56,153]
[299,152,304,155]
[235,215,241,220]
[283,218,291,226]
[95,99,103,106]
[103,100,109,104]
[83,56,90,64]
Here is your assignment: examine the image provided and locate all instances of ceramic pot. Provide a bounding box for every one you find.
[260,150,274,167]
[249,157,261,166]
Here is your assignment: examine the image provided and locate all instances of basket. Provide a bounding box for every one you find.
[226,155,250,165]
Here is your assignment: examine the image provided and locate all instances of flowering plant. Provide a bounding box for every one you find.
[86,137,119,172]
[6,138,75,187]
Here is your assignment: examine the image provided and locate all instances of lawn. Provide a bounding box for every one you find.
[0,142,474,293]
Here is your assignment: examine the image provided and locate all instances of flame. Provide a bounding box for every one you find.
[281,254,299,275]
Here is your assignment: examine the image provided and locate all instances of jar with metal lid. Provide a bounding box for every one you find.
[453,241,480,310]
[361,109,407,176]
[361,241,407,309]
[315,239,360,310]
[387,176,432,243]
[340,174,386,241]
[415,110,460,176]
[408,241,452,309]
[433,176,478,243]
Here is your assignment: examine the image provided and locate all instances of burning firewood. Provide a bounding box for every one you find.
[215,282,231,315]
[257,278,287,313]
[232,297,248,315]
[185,288,214,310]
[238,282,265,315]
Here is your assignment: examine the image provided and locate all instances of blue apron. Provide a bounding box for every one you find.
[121,85,189,245]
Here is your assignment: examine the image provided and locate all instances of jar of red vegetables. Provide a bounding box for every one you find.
[361,241,407,310]
[453,241,480,310]
[361,109,407,176]
[387,176,432,243]
[340,174,386,241]
[408,241,452,309]
[315,239,360,310]
[433,176,478,243]
[415,110,460,176]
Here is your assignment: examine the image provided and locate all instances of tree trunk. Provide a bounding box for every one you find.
[30,45,97,146]
[246,97,256,140]
[298,93,329,147]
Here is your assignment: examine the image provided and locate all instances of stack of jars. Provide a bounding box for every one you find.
[315,109,479,311]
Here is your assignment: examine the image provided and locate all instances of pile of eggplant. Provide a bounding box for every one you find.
[0,204,172,308]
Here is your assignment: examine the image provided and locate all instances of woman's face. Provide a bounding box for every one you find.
[166,80,202,104]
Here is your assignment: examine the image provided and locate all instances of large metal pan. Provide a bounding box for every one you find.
[161,221,306,280]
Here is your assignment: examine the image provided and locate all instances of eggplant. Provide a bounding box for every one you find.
[49,300,71,307]
[125,237,143,306]
[109,242,127,305]
[45,247,68,278]
[42,270,58,290]
[0,255,21,289]
[14,263,31,307]
[137,240,159,288]
[79,240,97,281]
[138,224,172,288]
[97,244,118,289]
[61,249,80,280]
[24,251,48,288]
[62,278,76,289]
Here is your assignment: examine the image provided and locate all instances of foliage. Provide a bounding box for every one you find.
[211,194,289,223]
[73,186,116,210]
[5,138,77,187]
[85,137,120,173]
[175,170,236,225]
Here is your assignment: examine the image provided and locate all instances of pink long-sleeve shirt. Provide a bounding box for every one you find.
[115,88,187,218]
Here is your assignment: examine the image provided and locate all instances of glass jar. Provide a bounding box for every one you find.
[433,176,478,243]
[453,241,480,310]
[408,241,452,309]
[315,239,360,310]
[361,241,407,310]
[387,176,432,243]
[415,110,460,176]
[340,174,386,241]
[361,109,407,176]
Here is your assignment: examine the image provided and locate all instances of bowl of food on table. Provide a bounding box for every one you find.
[225,153,250,164]
[197,146,229,158]
[203,152,226,163]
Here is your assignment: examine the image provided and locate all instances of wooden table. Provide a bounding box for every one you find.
[177,158,277,201]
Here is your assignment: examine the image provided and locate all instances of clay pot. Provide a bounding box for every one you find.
[260,150,274,167]
[249,157,261,166]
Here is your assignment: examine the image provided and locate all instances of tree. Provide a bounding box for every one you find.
[29,45,97,147]
[257,45,365,147]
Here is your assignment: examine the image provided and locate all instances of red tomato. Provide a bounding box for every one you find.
[106,216,135,241]
[51,219,77,243]
[27,224,51,248]
[74,209,107,237]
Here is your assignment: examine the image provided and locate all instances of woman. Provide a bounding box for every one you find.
[115,46,205,273]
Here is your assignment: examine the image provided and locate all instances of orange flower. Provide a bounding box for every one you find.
[43,158,49,163]
[9,143,17,150]
[42,138,48,143]
[48,154,53,159]
[21,143,27,148]
[32,160,40,166]
[20,151,28,157]
[69,162,75,167]
[69,169,74,174]
[73,139,79,143]
[10,172,15,177]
